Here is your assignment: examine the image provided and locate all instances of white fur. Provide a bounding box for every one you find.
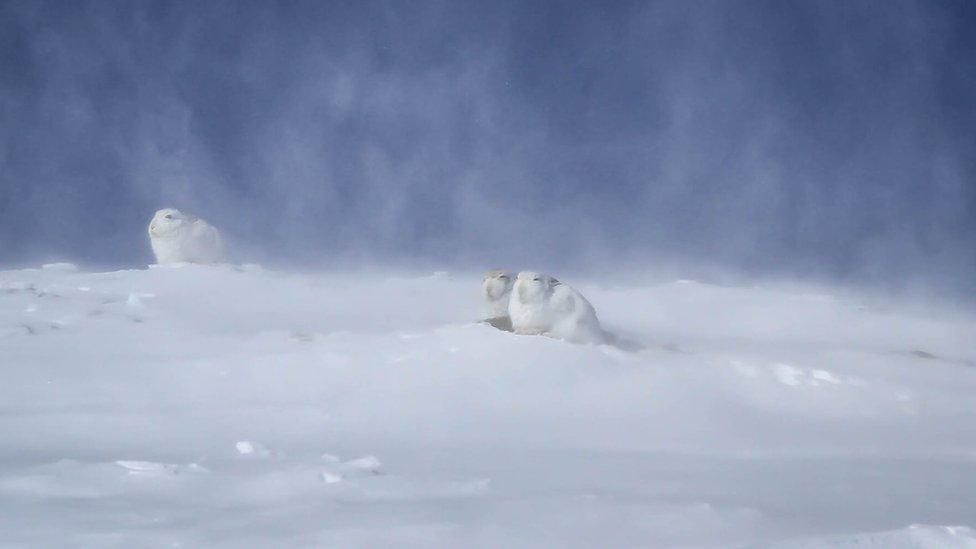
[481,269,514,321]
[508,271,605,344]
[148,208,224,265]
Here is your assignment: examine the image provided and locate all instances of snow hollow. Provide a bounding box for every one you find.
[1,263,975,547]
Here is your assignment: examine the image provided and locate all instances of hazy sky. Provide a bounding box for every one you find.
[1,0,974,295]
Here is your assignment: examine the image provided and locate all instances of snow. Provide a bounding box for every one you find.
[771,524,976,548]
[1,263,975,547]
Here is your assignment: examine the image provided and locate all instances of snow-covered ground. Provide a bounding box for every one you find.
[1,263,975,548]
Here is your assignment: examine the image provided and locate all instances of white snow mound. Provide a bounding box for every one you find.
[0,264,974,547]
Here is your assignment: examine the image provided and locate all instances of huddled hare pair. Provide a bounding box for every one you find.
[481,270,606,344]
[148,208,224,264]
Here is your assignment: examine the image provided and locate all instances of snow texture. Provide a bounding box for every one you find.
[1,263,975,547]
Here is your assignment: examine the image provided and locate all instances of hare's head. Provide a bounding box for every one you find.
[149,208,189,238]
[514,271,559,304]
[482,269,514,301]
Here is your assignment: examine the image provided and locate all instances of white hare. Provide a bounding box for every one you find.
[148,208,224,265]
[481,269,515,331]
[508,271,606,344]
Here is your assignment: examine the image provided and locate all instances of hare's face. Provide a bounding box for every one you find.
[515,271,556,304]
[149,209,187,238]
[482,270,514,301]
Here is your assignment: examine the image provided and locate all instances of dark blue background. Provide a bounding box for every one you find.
[1,1,974,295]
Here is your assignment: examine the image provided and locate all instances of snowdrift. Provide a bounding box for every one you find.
[1,263,974,547]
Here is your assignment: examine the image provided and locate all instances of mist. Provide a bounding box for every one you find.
[4,3,976,544]
[1,0,974,297]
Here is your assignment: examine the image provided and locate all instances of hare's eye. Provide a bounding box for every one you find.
[533,277,541,282]
[164,214,173,220]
